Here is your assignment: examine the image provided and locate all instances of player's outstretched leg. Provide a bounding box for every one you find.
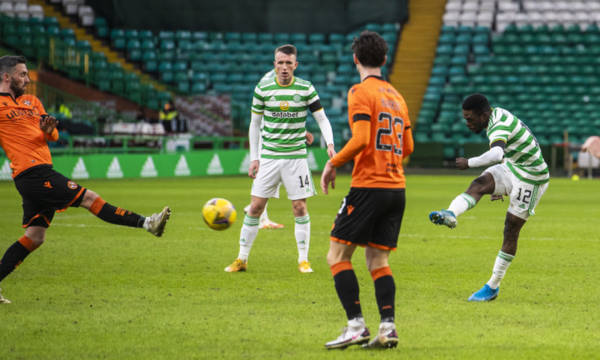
[0,288,11,304]
[429,209,457,229]
[365,322,398,349]
[145,206,171,237]
[468,284,499,302]
[84,191,171,237]
[325,317,370,350]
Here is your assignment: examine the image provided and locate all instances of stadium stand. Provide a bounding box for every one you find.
[0,0,401,146]
[419,0,600,162]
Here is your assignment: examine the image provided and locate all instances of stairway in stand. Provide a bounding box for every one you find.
[28,0,165,91]
[389,0,446,125]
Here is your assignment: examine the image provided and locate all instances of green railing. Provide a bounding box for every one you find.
[46,135,247,155]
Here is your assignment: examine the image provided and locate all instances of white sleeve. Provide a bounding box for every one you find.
[467,146,504,168]
[312,108,334,146]
[249,112,262,161]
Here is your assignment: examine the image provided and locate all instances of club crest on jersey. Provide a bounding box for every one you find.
[280,101,290,111]
[67,181,78,189]
[23,100,31,106]
[293,94,301,102]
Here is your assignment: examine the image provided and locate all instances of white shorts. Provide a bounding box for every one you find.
[483,163,549,220]
[251,158,316,200]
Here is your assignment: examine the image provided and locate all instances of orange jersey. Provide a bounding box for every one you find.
[331,76,413,189]
[0,93,56,178]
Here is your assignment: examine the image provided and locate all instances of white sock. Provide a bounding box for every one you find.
[295,215,310,263]
[348,317,365,328]
[486,251,514,289]
[448,193,476,217]
[237,215,259,262]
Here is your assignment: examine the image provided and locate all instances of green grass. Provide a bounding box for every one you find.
[0,175,599,359]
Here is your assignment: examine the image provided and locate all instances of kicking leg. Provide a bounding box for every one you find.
[79,190,170,237]
[430,173,496,228]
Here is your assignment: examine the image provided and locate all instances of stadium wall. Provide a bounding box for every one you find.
[87,0,408,33]
[0,149,330,181]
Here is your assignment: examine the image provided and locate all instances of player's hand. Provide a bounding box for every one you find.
[39,115,58,134]
[456,157,469,170]
[326,144,336,159]
[305,131,314,146]
[320,160,336,195]
[490,195,504,202]
[248,160,259,179]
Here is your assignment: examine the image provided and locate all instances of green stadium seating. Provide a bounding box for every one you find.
[124,29,139,39]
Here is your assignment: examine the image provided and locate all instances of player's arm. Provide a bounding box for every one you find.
[329,115,370,168]
[305,131,314,146]
[248,111,262,178]
[40,114,59,142]
[320,117,369,194]
[456,140,505,170]
[402,122,414,157]
[309,100,335,158]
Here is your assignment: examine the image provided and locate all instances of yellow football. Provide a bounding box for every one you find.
[202,198,237,230]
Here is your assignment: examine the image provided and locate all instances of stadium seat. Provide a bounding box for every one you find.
[290,33,307,44]
[258,32,274,43]
[191,82,206,94]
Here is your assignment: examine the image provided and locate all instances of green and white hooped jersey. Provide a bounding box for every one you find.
[487,107,550,185]
[251,76,320,159]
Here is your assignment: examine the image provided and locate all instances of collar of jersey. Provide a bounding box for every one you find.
[275,76,295,87]
[0,92,18,104]
[363,75,384,82]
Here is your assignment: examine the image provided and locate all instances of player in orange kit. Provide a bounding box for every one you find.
[321,31,414,349]
[0,55,170,304]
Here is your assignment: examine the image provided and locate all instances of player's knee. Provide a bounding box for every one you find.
[79,189,99,209]
[248,203,265,217]
[326,251,339,267]
[467,175,492,195]
[365,248,389,272]
[326,247,346,267]
[291,200,307,216]
[24,227,46,247]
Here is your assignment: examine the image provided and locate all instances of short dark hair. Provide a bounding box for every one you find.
[462,93,491,115]
[274,44,297,57]
[0,55,27,76]
[351,30,388,68]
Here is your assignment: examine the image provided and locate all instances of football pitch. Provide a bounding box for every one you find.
[0,174,598,359]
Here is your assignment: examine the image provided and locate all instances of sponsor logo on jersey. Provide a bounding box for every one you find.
[279,101,290,111]
[270,111,298,118]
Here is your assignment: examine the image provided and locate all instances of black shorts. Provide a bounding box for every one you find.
[330,188,406,250]
[14,165,86,228]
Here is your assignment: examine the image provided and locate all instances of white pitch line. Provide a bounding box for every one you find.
[401,232,567,241]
